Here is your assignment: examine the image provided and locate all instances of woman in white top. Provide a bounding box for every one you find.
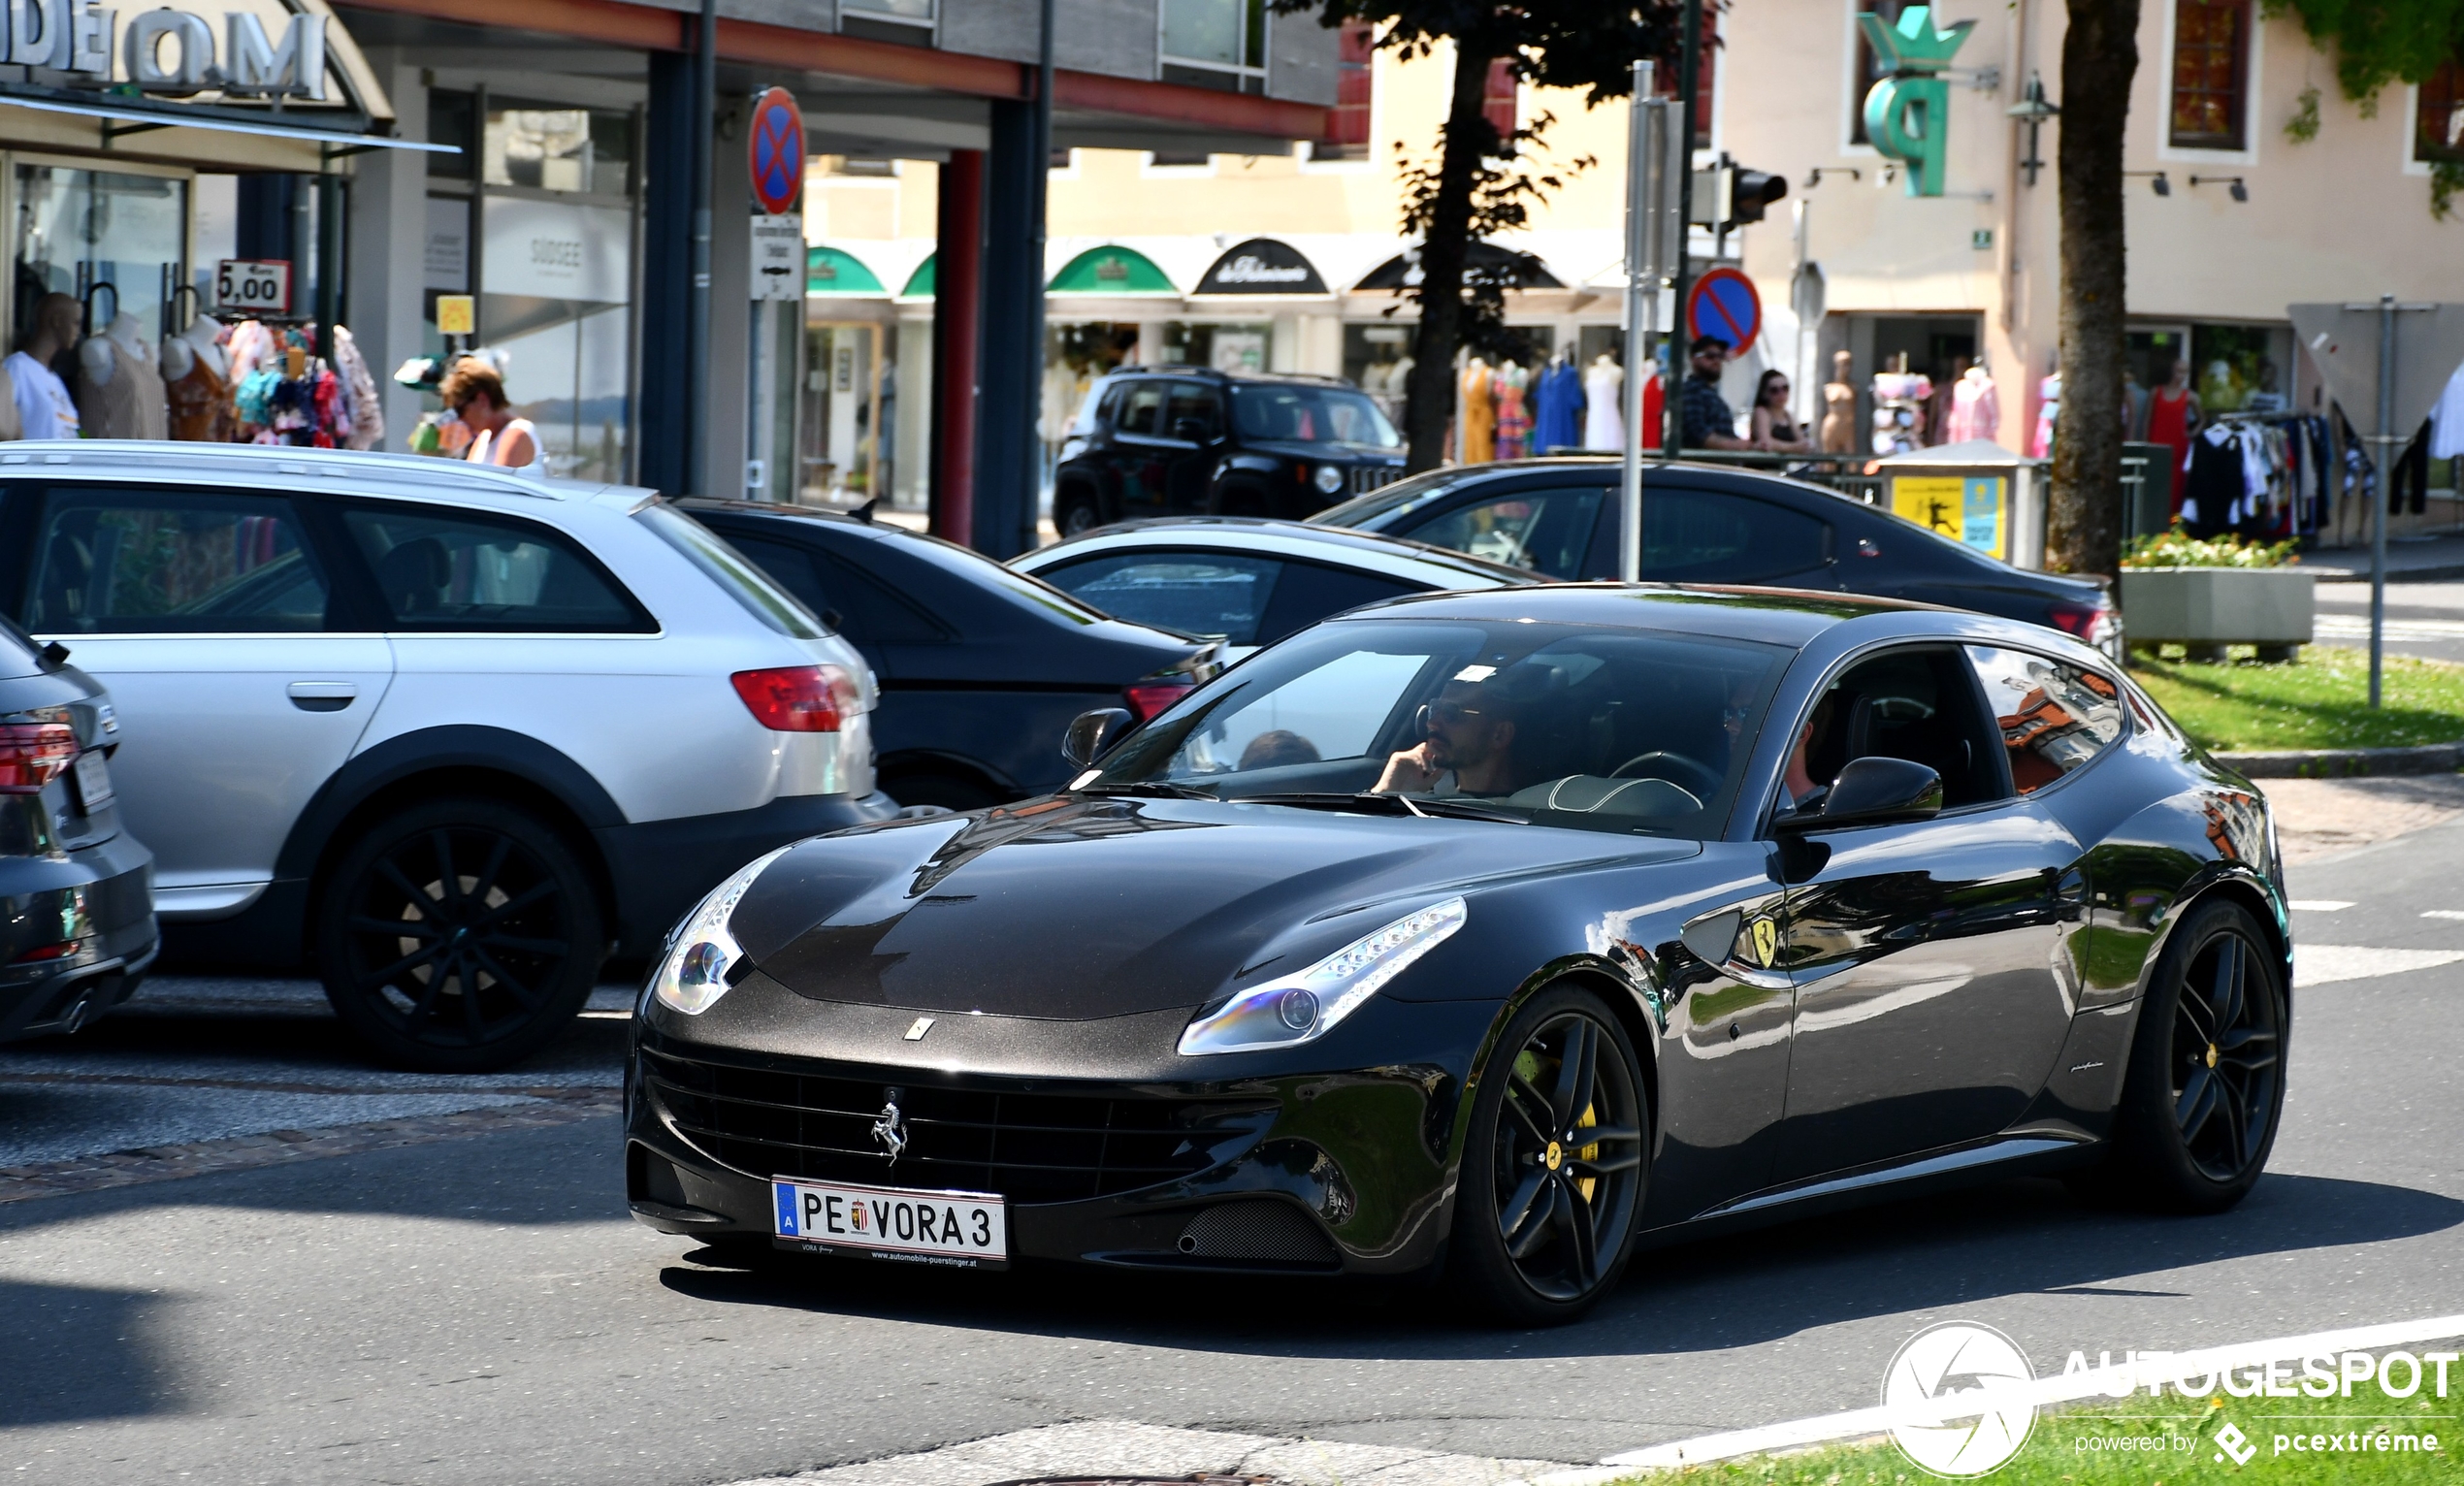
[440,357,544,474]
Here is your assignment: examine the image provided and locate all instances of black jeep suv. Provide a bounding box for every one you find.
[1052,369,1409,536]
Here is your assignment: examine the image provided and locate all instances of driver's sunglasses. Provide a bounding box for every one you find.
[1424,698,1484,728]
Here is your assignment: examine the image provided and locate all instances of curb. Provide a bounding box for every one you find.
[2215,740,2464,778]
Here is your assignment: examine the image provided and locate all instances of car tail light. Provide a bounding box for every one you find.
[9,940,75,964]
[1122,680,1194,722]
[0,723,75,793]
[2047,597,2119,648]
[730,665,859,732]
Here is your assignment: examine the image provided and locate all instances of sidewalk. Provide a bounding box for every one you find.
[2303,530,2464,581]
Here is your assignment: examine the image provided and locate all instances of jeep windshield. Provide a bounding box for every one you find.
[1229,384,1401,448]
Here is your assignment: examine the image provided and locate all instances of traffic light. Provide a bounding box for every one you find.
[1728,168,1788,227]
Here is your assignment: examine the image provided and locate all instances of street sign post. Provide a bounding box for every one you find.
[2288,300,2464,706]
[1687,267,1762,352]
[747,86,805,217]
[1621,61,1684,581]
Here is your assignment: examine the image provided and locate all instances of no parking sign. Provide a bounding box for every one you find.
[748,87,805,216]
[1687,267,1762,352]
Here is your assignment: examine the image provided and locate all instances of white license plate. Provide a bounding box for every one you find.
[771,1177,1008,1268]
[70,751,113,812]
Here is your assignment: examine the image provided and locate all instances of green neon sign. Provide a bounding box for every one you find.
[1859,6,1974,197]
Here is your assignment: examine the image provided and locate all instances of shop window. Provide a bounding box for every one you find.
[2418,54,2464,164]
[13,166,188,347]
[1313,18,1375,161]
[1160,321,1270,372]
[1848,0,1914,146]
[1161,0,1268,94]
[428,88,475,179]
[485,106,633,196]
[2169,0,2252,150]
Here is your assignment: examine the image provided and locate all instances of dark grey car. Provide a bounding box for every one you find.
[0,618,155,1042]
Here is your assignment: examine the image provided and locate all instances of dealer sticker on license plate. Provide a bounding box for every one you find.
[771,1177,1009,1268]
[70,751,113,812]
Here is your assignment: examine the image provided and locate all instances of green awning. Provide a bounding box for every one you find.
[1047,245,1176,295]
[808,245,888,296]
[899,255,934,298]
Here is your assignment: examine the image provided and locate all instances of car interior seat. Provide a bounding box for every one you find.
[373,536,453,617]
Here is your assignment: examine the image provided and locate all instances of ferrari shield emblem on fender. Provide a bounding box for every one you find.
[1749,917,1779,968]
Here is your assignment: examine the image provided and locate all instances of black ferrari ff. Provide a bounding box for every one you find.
[626,586,2288,1324]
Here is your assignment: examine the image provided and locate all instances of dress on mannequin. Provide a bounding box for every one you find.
[1945,365,2000,444]
[2032,372,2060,459]
[76,313,169,441]
[163,314,236,442]
[1581,355,1624,451]
[2146,376,2201,511]
[1459,358,1496,464]
[1494,363,1531,460]
[1533,355,1583,453]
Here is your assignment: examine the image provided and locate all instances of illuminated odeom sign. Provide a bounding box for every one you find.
[0,0,371,105]
[1858,5,1973,198]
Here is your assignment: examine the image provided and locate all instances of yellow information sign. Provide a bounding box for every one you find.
[435,295,475,337]
[1892,473,2006,560]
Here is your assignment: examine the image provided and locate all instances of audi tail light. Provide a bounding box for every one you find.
[2046,596,2119,649]
[0,723,75,793]
[1122,681,1194,722]
[730,665,860,732]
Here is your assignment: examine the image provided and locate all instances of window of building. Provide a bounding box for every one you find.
[1484,59,1518,141]
[1848,0,1914,146]
[2169,0,2252,150]
[1161,0,1268,94]
[841,0,933,45]
[2418,53,2464,164]
[484,107,632,196]
[1313,18,1374,161]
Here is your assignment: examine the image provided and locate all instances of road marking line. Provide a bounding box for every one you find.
[1557,1312,2464,1479]
[2289,900,2354,912]
[2422,910,2464,921]
[2294,945,2464,987]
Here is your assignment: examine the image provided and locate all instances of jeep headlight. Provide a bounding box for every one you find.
[649,846,792,1016]
[1178,897,1467,1055]
[1313,463,1346,496]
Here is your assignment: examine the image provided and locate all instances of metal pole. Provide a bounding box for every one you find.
[683,0,718,495]
[1619,61,1653,583]
[1028,0,1054,552]
[2371,292,2396,708]
[1667,0,1702,459]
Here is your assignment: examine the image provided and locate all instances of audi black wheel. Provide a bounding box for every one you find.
[2088,898,2286,1212]
[317,798,605,1073]
[1449,985,1648,1325]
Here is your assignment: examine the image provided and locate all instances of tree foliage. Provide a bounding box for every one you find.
[2265,0,2464,105]
[1276,2,1688,470]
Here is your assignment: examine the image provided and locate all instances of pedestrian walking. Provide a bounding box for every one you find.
[440,357,543,474]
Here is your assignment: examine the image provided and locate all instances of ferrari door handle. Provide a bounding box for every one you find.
[288,681,357,713]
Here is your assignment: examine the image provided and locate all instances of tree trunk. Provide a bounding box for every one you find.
[2046,0,2141,577]
[1400,42,1493,473]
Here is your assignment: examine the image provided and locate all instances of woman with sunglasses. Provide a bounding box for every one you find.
[1750,370,1814,454]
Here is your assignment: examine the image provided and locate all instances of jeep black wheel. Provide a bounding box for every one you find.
[317,798,604,1072]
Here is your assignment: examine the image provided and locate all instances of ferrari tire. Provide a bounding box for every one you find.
[317,798,605,1073]
[1447,985,1649,1326]
[2084,898,2286,1213]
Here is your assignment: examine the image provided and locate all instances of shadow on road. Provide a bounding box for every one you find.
[656,1171,2462,1359]
[0,1279,188,1428]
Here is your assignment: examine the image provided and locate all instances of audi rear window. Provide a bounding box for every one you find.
[637,503,829,639]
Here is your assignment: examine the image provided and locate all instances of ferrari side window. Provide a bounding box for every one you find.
[1965,646,2126,793]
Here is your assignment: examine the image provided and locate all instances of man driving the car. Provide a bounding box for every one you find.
[1374,664,1530,798]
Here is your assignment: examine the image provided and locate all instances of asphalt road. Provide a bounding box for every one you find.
[2312,578,2464,664]
[5,822,2463,1486]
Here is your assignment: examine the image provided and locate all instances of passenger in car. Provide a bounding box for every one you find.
[1779,693,1840,815]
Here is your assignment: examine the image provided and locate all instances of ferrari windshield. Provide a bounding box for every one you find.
[1086,619,1790,836]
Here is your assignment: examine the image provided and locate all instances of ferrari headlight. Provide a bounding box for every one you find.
[1313,463,1346,496]
[649,846,793,1016]
[1178,897,1467,1055]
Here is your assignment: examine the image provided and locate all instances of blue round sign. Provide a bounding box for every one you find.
[749,87,805,216]
[1687,267,1763,352]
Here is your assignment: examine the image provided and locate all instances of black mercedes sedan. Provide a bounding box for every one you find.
[678,499,1218,810]
[625,586,2286,1324]
[1311,458,2121,656]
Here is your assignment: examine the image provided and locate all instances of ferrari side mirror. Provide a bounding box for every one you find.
[1776,756,1943,832]
[1061,707,1135,768]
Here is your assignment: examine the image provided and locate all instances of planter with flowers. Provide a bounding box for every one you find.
[2118,526,2312,662]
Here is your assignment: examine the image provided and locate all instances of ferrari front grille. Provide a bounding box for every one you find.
[640,1047,1273,1204]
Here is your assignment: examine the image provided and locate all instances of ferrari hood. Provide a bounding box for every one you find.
[729,797,1696,1020]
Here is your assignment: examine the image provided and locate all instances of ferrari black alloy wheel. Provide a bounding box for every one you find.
[317,798,604,1073]
[2092,898,2286,1212]
[1451,985,1648,1324]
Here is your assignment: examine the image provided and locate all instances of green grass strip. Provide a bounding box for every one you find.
[2131,647,2464,752]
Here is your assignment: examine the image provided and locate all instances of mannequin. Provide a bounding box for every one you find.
[1494,359,1531,460]
[1459,357,1495,464]
[1945,362,2000,444]
[9,292,81,439]
[1581,353,1624,451]
[163,314,235,442]
[2146,359,2202,512]
[76,312,169,440]
[1820,349,1858,453]
[1532,347,1583,454]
